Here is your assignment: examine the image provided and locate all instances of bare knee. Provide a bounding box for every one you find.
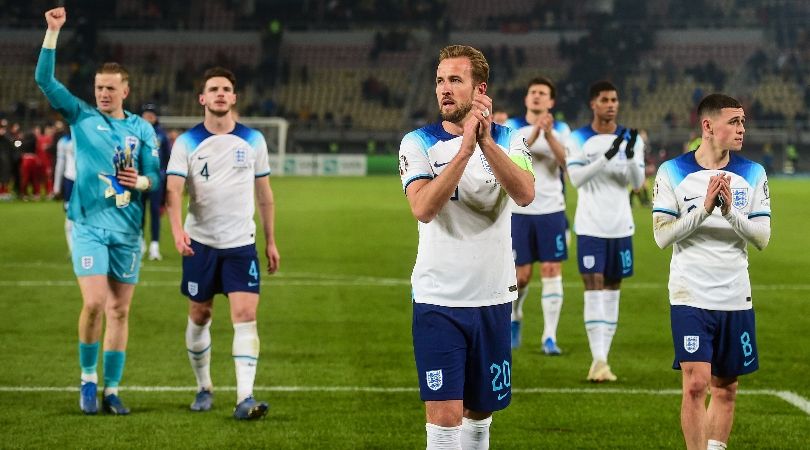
[682,367,711,400]
[464,409,492,421]
[582,273,603,291]
[515,265,532,289]
[684,378,710,400]
[426,401,463,427]
[82,300,105,319]
[189,300,213,324]
[231,306,257,323]
[228,293,259,323]
[711,379,738,403]
[539,262,561,278]
[105,301,130,322]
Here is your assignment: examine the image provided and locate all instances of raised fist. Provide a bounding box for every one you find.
[45,7,66,31]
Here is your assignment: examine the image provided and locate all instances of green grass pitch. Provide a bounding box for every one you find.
[0,176,808,448]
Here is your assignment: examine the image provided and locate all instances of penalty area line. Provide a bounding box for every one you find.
[0,385,807,415]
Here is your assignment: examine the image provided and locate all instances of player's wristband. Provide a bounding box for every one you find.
[43,30,59,49]
[135,175,150,191]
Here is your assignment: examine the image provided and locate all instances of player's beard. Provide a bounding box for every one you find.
[440,101,472,124]
[206,104,231,118]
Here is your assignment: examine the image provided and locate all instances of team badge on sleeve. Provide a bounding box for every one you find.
[426,369,443,391]
[480,154,493,175]
[399,155,409,176]
[684,335,700,353]
[732,188,749,209]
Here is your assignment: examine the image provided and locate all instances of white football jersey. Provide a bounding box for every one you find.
[399,122,532,308]
[56,133,76,181]
[505,117,570,215]
[565,125,645,238]
[167,122,271,249]
[653,151,771,311]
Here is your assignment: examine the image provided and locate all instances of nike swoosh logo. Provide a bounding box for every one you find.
[433,161,450,168]
[554,252,564,257]
[744,358,756,367]
[684,196,701,201]
[97,125,110,131]
[197,155,209,160]
[121,273,135,278]
[248,282,258,287]
[497,391,510,401]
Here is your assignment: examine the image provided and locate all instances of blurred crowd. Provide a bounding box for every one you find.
[0,118,63,200]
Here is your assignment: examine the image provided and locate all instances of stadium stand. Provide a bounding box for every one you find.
[1,0,810,164]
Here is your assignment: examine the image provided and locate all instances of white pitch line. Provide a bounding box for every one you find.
[3,279,810,291]
[3,263,810,290]
[0,385,807,415]
[771,390,810,415]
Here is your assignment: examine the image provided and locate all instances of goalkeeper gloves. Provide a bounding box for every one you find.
[113,145,134,174]
[98,173,132,208]
[604,130,625,160]
[625,129,638,159]
[99,144,142,208]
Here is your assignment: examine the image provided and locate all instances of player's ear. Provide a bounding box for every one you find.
[122,84,129,100]
[198,94,206,107]
[702,118,713,136]
[476,82,487,95]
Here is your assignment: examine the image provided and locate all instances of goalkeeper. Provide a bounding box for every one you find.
[35,7,160,416]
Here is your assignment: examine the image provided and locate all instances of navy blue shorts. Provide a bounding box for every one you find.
[576,235,633,279]
[670,305,758,378]
[412,302,512,412]
[511,211,568,265]
[181,240,260,302]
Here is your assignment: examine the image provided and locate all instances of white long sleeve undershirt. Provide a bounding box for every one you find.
[653,208,770,250]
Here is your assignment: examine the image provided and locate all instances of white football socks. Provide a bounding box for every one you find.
[426,423,462,450]
[602,290,620,360]
[461,416,492,450]
[233,321,260,404]
[65,218,73,254]
[81,372,98,384]
[540,276,563,342]
[186,317,213,392]
[584,290,606,361]
[511,286,529,322]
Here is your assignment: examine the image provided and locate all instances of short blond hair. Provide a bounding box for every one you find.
[439,45,489,85]
[96,62,129,84]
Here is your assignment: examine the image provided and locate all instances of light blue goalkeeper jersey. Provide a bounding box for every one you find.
[35,48,160,234]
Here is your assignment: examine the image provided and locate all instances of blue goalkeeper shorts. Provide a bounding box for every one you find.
[71,222,142,283]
